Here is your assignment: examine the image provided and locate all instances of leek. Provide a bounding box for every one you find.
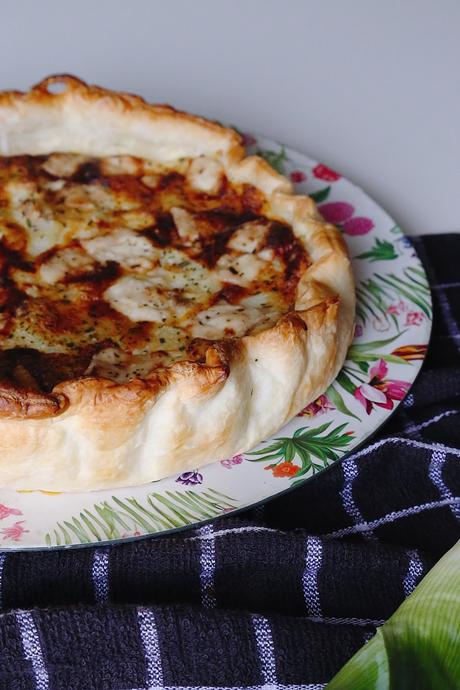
[327,540,460,690]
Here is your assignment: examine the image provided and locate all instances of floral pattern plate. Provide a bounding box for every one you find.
[0,136,432,550]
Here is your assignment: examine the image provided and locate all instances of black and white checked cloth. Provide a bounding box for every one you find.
[0,233,459,690]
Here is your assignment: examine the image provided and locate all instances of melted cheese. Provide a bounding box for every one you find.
[227,221,267,253]
[5,181,65,256]
[105,276,190,323]
[85,347,180,382]
[141,174,160,189]
[0,152,303,383]
[192,302,276,339]
[6,180,37,205]
[217,252,267,286]
[158,249,220,294]
[104,248,221,323]
[39,247,95,284]
[41,154,86,178]
[100,156,141,176]
[44,179,66,192]
[58,184,124,211]
[187,156,223,194]
[18,208,63,256]
[118,210,155,229]
[170,207,200,244]
[82,229,159,271]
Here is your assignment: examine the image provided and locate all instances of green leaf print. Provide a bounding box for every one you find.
[255,146,288,174]
[247,422,354,479]
[309,186,331,203]
[356,238,398,262]
[356,267,432,328]
[45,488,238,546]
[327,384,360,420]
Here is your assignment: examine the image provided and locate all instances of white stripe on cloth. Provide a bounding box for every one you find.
[429,449,460,520]
[436,333,460,341]
[92,548,110,604]
[305,614,384,627]
[191,526,280,541]
[340,458,376,542]
[16,610,49,690]
[431,281,460,289]
[403,410,460,437]
[323,496,460,538]
[338,436,460,461]
[403,549,424,597]
[127,680,326,690]
[199,523,217,608]
[137,607,164,688]
[302,536,323,616]
[0,553,6,609]
[252,614,278,686]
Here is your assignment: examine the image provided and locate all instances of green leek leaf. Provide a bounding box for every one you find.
[327,540,460,690]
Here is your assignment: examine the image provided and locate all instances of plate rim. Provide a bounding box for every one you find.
[0,141,433,551]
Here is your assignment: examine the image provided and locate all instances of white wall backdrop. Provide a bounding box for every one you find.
[0,0,458,234]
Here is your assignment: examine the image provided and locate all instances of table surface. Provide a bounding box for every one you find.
[1,0,458,236]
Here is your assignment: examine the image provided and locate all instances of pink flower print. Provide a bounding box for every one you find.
[319,202,354,224]
[369,358,388,381]
[354,359,410,414]
[0,503,22,520]
[387,300,407,316]
[354,324,364,337]
[0,520,29,542]
[342,217,374,236]
[220,454,244,469]
[313,163,341,182]
[318,201,374,236]
[383,380,411,401]
[290,170,307,184]
[405,311,424,326]
[298,394,334,417]
[354,383,391,413]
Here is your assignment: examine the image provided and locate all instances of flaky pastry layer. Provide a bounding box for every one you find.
[0,75,355,490]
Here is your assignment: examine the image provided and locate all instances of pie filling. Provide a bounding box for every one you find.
[0,153,310,389]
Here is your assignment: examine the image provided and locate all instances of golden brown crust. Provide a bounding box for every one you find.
[0,74,244,164]
[0,380,67,418]
[0,75,355,490]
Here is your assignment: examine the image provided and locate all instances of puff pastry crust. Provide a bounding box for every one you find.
[0,75,355,491]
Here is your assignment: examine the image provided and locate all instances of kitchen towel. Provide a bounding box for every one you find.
[0,233,458,690]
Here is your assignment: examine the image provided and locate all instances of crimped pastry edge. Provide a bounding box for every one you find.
[0,75,355,490]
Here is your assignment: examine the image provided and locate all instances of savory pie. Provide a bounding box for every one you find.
[0,75,354,490]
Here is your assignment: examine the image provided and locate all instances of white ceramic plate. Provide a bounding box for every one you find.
[0,136,432,550]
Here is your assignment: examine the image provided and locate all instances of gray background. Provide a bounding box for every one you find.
[1,0,458,235]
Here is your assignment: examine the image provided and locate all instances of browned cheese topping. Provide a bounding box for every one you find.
[0,153,310,388]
